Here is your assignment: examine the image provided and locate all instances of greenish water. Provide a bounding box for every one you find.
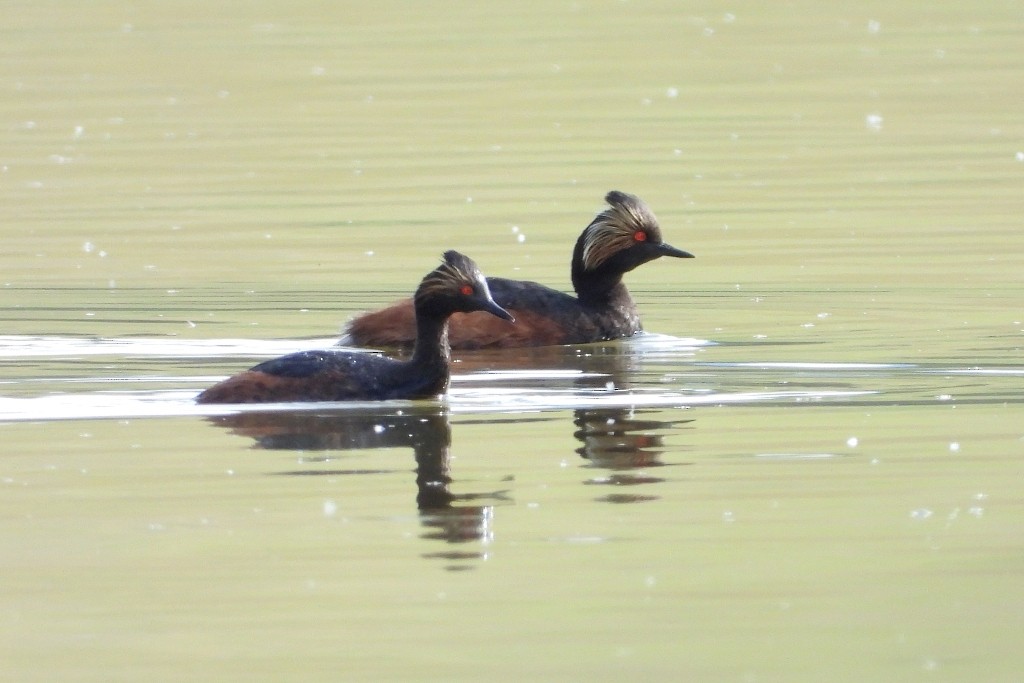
[2,2,1023,681]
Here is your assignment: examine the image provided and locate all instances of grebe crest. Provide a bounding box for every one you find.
[580,190,664,271]
[414,250,492,312]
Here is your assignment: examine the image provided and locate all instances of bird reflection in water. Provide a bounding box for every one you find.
[456,341,695,505]
[481,344,692,505]
[566,344,693,504]
[574,408,692,504]
[207,407,507,571]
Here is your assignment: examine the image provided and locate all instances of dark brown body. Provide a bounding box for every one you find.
[344,277,641,350]
[195,348,448,403]
[340,191,693,351]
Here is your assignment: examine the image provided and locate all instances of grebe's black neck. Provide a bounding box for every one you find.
[571,251,633,307]
[409,308,452,371]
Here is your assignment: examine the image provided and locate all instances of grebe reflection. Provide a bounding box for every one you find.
[206,408,506,570]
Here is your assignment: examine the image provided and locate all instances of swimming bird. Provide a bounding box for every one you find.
[338,191,693,350]
[196,251,512,404]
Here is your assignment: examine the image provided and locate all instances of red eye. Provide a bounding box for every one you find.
[634,231,647,242]
[460,284,474,296]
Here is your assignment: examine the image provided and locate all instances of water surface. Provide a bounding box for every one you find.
[2,2,1023,681]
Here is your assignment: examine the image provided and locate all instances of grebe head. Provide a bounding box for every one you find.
[414,250,514,321]
[573,191,694,281]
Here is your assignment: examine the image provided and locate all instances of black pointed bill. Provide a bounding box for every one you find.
[658,242,695,258]
[480,299,515,322]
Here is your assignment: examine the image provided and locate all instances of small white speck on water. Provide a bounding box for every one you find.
[666,86,679,98]
[846,436,859,448]
[866,113,884,131]
[910,508,933,520]
[323,500,337,517]
[867,19,881,34]
[948,442,960,452]
[373,424,385,434]
[517,233,526,243]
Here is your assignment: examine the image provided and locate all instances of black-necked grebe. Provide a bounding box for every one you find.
[196,251,512,404]
[339,191,693,350]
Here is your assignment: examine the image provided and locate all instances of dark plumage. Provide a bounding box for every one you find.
[196,251,512,404]
[339,191,693,350]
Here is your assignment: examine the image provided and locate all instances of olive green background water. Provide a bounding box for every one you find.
[2,1,1022,681]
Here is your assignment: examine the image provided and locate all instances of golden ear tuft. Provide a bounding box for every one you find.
[417,250,484,301]
[580,192,661,270]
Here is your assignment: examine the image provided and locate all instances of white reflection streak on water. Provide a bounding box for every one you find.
[0,388,876,423]
[7,333,1000,423]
